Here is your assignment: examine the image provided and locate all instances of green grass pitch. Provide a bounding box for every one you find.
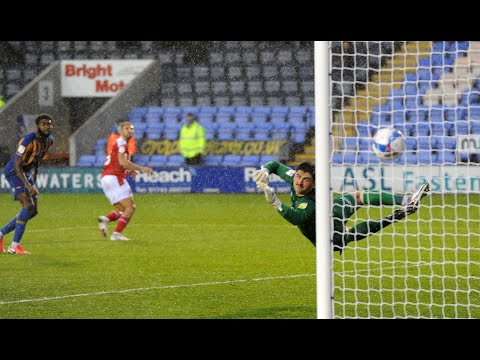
[1,192,477,318]
[0,193,315,319]
[334,193,480,319]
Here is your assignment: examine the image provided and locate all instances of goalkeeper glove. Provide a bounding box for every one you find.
[257,183,283,211]
[253,167,270,186]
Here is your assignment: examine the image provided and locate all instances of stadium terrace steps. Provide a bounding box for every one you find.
[332,41,432,150]
[288,138,315,167]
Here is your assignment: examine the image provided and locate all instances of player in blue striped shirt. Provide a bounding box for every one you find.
[0,114,54,254]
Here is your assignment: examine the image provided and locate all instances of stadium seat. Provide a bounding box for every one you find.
[240,155,260,166]
[148,155,167,167]
[437,150,456,164]
[342,137,359,151]
[217,128,235,140]
[77,155,96,167]
[163,129,179,141]
[271,128,290,140]
[236,128,252,141]
[417,150,437,164]
[198,106,218,115]
[222,155,242,166]
[132,155,150,166]
[234,113,253,129]
[251,129,271,141]
[166,155,184,166]
[205,155,223,166]
[94,155,107,167]
[259,154,279,164]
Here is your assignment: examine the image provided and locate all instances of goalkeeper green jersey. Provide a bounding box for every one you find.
[263,161,316,246]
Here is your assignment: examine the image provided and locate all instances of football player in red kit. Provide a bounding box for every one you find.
[98,120,153,240]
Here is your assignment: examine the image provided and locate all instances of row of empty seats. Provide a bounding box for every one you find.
[77,154,280,168]
[333,150,466,165]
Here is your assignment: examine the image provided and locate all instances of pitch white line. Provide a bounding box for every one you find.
[0,273,315,306]
[27,223,289,233]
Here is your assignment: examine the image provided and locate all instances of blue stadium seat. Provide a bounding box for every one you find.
[437,150,456,164]
[198,113,215,123]
[215,113,232,124]
[223,155,242,166]
[166,155,184,166]
[417,137,435,150]
[436,137,456,150]
[404,137,417,150]
[404,152,418,165]
[132,155,150,166]
[364,153,380,164]
[205,128,216,141]
[356,123,371,138]
[234,113,253,128]
[471,121,480,134]
[181,106,199,116]
[271,128,290,140]
[417,150,437,164]
[198,106,218,114]
[217,128,235,141]
[341,137,358,151]
[94,155,107,167]
[332,152,343,164]
[205,155,223,166]
[358,138,371,150]
[342,152,357,164]
[236,129,252,141]
[77,155,96,167]
[163,129,179,141]
[163,120,182,131]
[235,106,253,115]
[454,122,469,135]
[251,129,271,141]
[148,155,167,167]
[163,106,182,116]
[240,155,260,166]
[416,124,431,136]
[146,123,165,140]
[259,154,279,164]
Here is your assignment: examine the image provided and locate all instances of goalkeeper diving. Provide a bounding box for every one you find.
[253,161,430,252]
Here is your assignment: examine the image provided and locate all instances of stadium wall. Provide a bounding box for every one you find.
[1,165,478,194]
[332,165,480,194]
[0,166,291,194]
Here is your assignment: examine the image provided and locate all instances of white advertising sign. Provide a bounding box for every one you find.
[60,60,153,97]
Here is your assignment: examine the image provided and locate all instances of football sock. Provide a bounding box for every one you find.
[0,216,18,237]
[12,208,32,244]
[106,210,121,222]
[347,214,397,243]
[363,191,404,206]
[114,216,129,233]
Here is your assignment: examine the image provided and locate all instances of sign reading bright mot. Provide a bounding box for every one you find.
[60,60,154,97]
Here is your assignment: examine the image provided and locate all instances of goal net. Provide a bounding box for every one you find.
[329,41,480,318]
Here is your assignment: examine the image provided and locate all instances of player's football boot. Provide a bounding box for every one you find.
[110,232,130,241]
[98,216,109,237]
[407,182,430,208]
[7,245,31,254]
[392,204,419,221]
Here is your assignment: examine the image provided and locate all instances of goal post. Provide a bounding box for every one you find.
[324,41,480,318]
[315,41,333,319]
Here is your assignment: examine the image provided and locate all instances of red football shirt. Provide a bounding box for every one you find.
[101,136,130,185]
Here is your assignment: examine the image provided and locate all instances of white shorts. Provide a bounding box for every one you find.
[101,175,133,205]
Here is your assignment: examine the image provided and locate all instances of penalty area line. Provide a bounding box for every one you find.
[0,273,315,306]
